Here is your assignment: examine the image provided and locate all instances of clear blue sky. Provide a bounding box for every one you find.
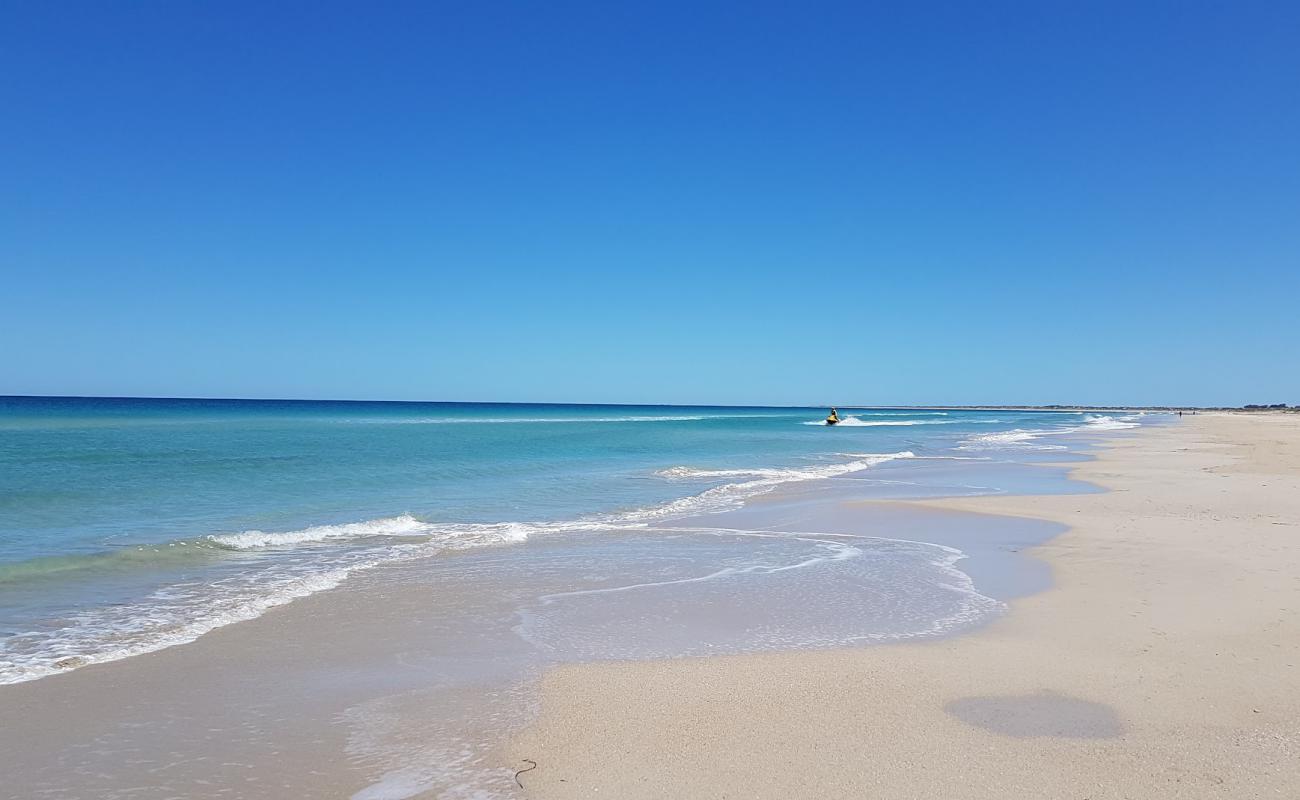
[2,1,1297,406]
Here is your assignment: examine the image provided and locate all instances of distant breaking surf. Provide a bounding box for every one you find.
[958,414,1141,450]
[800,416,999,427]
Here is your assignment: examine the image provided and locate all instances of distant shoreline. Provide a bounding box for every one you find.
[874,405,1298,413]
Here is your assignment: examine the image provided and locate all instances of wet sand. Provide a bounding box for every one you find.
[508,414,1300,798]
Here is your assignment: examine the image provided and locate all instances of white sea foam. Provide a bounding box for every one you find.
[225,452,921,554]
[518,524,1006,661]
[1083,414,1142,431]
[536,536,864,605]
[958,414,1144,451]
[957,428,1070,451]
[0,550,406,685]
[839,418,932,427]
[801,413,1008,427]
[839,453,991,461]
[210,514,435,549]
[211,516,588,554]
[655,452,914,483]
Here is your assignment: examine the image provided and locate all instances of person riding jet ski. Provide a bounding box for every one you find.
[825,408,840,426]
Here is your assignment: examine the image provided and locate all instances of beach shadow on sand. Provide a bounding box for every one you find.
[944,693,1123,738]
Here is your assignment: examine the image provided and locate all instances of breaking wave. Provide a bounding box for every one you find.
[801,416,993,427]
[959,414,1143,451]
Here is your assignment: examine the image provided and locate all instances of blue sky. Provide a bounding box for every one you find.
[2,1,1297,406]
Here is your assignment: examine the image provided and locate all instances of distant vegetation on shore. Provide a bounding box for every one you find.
[910,405,1298,413]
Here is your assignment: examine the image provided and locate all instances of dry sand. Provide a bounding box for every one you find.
[507,414,1300,798]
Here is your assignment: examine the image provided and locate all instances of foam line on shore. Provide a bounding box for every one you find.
[536,534,862,605]
[628,525,1006,642]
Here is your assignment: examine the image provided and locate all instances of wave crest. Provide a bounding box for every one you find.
[657,452,914,482]
[209,514,434,550]
[1083,414,1141,430]
[959,413,1144,450]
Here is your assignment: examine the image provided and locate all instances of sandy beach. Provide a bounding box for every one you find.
[508,414,1300,798]
[3,413,1296,799]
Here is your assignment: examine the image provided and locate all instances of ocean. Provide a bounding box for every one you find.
[0,397,1146,686]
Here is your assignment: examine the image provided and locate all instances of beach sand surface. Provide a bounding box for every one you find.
[507,414,1300,799]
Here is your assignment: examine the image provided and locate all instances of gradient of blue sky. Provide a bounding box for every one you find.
[3,1,1297,406]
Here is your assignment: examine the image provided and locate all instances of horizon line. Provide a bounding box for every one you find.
[0,394,1273,411]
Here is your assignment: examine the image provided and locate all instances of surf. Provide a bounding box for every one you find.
[0,449,918,685]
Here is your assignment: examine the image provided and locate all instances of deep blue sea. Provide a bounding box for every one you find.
[0,397,1145,684]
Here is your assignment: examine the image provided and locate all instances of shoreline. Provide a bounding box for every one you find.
[0,415,1132,799]
[506,414,1300,798]
[8,414,1288,798]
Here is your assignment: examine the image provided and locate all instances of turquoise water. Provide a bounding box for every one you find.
[0,397,1144,683]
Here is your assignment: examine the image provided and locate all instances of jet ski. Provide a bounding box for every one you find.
[825,409,840,426]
